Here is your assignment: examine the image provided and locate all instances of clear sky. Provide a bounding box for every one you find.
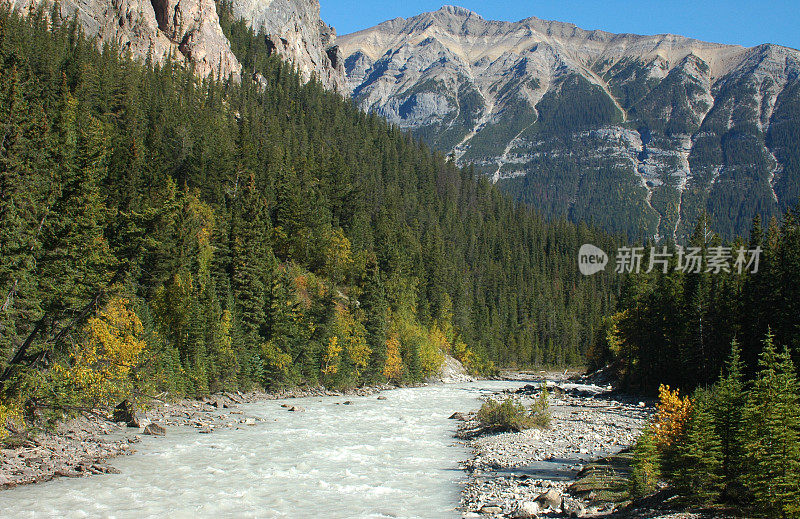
[321,1,800,50]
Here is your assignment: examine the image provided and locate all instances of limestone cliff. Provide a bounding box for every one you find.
[229,0,344,91]
[4,0,242,78]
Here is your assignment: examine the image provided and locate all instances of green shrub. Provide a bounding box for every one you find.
[531,383,552,428]
[477,392,551,433]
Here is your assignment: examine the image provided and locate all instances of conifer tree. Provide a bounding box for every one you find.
[712,339,746,492]
[360,258,388,382]
[673,389,723,503]
[743,332,800,517]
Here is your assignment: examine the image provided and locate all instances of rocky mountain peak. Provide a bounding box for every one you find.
[435,5,481,20]
[339,6,800,241]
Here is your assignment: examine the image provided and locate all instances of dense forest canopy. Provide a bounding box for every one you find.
[0,5,620,422]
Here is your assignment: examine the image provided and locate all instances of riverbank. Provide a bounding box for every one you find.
[0,383,393,489]
[456,375,652,518]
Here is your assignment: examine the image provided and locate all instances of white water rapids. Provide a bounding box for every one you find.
[0,381,529,518]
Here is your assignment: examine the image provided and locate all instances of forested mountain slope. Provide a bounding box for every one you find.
[0,7,618,418]
[339,6,800,240]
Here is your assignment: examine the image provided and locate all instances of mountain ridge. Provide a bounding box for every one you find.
[338,5,800,240]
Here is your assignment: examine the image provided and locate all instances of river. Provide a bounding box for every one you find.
[0,381,529,518]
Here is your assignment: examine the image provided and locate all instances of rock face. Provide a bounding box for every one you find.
[339,6,800,239]
[228,0,345,91]
[3,0,345,91]
[4,0,242,78]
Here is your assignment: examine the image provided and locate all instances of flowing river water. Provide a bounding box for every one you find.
[0,381,530,518]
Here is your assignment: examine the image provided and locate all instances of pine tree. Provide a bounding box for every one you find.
[0,65,45,375]
[630,431,661,498]
[229,176,275,340]
[360,257,387,382]
[712,339,746,494]
[743,331,800,517]
[673,389,723,503]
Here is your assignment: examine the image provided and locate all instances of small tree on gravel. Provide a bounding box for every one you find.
[630,431,661,498]
[531,383,551,428]
[743,333,800,518]
[673,389,723,503]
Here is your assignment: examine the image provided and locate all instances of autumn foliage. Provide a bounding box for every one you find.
[52,297,146,409]
[652,384,693,448]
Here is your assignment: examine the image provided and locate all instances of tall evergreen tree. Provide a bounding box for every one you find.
[673,389,723,503]
[743,332,800,518]
[712,339,746,494]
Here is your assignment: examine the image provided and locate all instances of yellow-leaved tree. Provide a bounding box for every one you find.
[53,297,147,409]
[335,307,371,378]
[322,336,342,375]
[383,333,403,381]
[652,384,692,448]
[0,401,22,443]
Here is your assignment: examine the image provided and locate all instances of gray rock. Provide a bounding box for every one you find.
[535,488,562,510]
[112,400,139,427]
[143,423,166,436]
[229,0,345,90]
[479,504,503,514]
[6,0,241,79]
[562,498,586,517]
[510,501,539,518]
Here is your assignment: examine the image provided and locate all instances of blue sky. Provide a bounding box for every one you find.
[321,1,800,50]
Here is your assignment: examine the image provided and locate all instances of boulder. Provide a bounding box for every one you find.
[143,423,166,436]
[113,400,139,427]
[562,498,586,517]
[510,501,539,518]
[342,400,353,405]
[535,488,562,510]
[479,504,503,514]
[377,396,387,400]
[288,406,305,412]
[449,412,468,420]
[211,397,228,409]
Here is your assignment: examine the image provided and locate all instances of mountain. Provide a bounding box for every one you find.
[338,5,800,239]
[2,0,345,89]
[228,0,345,90]
[4,0,242,78]
[0,6,619,417]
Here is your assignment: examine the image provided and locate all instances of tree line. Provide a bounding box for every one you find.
[0,5,619,435]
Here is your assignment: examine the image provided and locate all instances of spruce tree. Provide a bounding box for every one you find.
[712,339,746,495]
[743,332,800,518]
[360,258,388,382]
[673,389,723,503]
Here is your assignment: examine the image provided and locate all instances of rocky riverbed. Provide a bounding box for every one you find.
[457,376,654,518]
[0,384,392,489]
